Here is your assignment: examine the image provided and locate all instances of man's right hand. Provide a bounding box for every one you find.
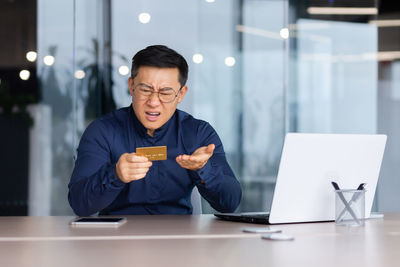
[115,153,152,183]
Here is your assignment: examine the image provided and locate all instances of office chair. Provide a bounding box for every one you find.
[190,187,202,214]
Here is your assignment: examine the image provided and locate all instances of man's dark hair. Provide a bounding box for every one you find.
[131,45,189,87]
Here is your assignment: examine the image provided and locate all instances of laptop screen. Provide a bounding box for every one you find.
[268,133,386,224]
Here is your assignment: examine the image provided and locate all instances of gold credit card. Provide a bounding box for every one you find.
[136,146,167,161]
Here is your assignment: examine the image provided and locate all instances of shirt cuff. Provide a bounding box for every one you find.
[190,161,214,186]
[105,164,126,189]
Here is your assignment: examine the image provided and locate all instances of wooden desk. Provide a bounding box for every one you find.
[0,214,399,267]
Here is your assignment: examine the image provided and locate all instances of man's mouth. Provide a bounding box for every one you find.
[145,111,160,121]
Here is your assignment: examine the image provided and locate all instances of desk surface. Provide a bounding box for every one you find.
[1,213,400,267]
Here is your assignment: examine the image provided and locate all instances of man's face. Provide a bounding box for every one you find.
[128,66,187,136]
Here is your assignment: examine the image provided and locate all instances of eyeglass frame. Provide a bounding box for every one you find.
[132,83,184,103]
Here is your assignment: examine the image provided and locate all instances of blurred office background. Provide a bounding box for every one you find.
[0,0,399,215]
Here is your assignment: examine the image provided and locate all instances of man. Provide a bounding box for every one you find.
[68,45,241,216]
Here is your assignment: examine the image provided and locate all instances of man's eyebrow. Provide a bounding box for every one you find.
[137,83,174,91]
[137,83,153,89]
[159,87,174,91]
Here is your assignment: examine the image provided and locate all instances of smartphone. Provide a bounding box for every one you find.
[242,227,282,233]
[70,217,127,227]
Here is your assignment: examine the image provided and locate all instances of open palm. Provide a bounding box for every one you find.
[176,144,215,171]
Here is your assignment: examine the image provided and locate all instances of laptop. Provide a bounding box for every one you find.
[215,133,387,224]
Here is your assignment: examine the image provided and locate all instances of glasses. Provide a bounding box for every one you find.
[133,85,182,103]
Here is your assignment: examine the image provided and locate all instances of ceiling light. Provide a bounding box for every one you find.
[377,51,400,61]
[74,70,85,79]
[224,57,236,67]
[192,54,204,64]
[307,7,378,15]
[19,70,30,80]
[280,28,289,39]
[369,19,400,27]
[138,13,151,24]
[26,51,37,62]
[43,55,55,66]
[118,65,130,76]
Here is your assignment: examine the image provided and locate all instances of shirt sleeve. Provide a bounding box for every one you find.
[188,122,242,213]
[68,120,125,216]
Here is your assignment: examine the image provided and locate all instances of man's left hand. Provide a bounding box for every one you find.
[176,144,215,171]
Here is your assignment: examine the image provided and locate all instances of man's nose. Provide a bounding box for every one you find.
[146,91,161,106]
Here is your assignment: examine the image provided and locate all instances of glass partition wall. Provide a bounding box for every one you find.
[39,0,289,214]
[288,0,400,212]
[3,0,399,215]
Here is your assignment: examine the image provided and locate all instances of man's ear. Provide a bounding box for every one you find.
[177,85,188,103]
[128,77,134,96]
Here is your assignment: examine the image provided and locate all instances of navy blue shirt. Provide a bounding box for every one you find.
[68,106,241,216]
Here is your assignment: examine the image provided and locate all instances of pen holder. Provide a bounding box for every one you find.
[335,189,365,227]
